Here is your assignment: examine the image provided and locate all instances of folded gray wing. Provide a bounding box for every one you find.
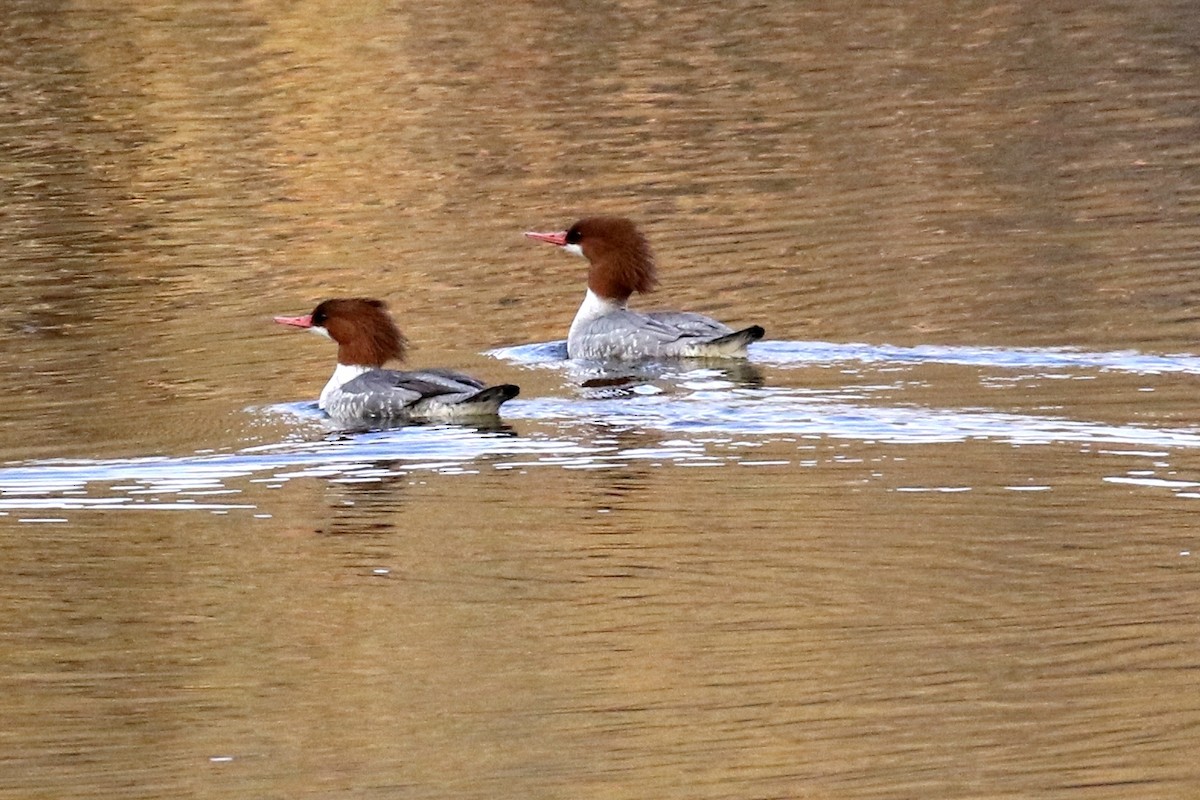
[341,369,474,401]
[583,310,727,345]
[643,310,733,340]
[412,368,487,391]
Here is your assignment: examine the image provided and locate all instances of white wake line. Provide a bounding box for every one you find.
[751,341,1200,375]
[491,339,1200,376]
[1,396,1197,496]
[501,394,1200,449]
[0,432,592,494]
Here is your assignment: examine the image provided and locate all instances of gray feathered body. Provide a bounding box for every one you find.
[323,367,518,422]
[567,293,763,361]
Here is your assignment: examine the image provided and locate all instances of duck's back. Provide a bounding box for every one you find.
[326,368,504,421]
[567,307,742,360]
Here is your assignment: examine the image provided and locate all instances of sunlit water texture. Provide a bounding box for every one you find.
[2,1,1200,798]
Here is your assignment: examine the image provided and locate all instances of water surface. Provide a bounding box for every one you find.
[2,2,1200,798]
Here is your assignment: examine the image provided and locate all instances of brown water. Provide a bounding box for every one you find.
[3,1,1200,798]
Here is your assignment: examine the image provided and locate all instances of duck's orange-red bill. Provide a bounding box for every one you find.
[273,314,313,328]
[524,230,568,246]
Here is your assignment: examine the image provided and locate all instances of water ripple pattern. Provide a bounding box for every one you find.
[4,352,1200,510]
[494,339,1200,376]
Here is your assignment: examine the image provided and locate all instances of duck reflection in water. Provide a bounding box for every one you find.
[574,358,765,399]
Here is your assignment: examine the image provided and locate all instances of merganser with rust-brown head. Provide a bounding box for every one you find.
[524,217,764,360]
[273,298,518,423]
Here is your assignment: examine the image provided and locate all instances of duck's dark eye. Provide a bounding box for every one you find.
[565,227,582,245]
[312,310,326,325]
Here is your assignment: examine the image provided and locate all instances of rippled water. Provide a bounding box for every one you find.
[3,1,1200,798]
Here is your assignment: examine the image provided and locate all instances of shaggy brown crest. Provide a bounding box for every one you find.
[313,298,408,367]
[572,217,658,302]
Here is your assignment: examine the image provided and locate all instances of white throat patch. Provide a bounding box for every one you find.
[319,363,372,409]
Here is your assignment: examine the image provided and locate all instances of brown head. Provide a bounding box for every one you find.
[525,216,658,303]
[273,298,408,367]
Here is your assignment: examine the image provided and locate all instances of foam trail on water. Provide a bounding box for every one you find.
[492,339,1200,376]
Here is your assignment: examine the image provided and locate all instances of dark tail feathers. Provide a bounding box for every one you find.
[709,325,765,348]
[467,384,520,406]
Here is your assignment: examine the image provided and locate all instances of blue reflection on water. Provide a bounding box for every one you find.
[0,420,598,496]
[493,338,1200,375]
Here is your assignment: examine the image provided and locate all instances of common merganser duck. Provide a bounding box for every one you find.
[273,298,518,422]
[524,216,765,361]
